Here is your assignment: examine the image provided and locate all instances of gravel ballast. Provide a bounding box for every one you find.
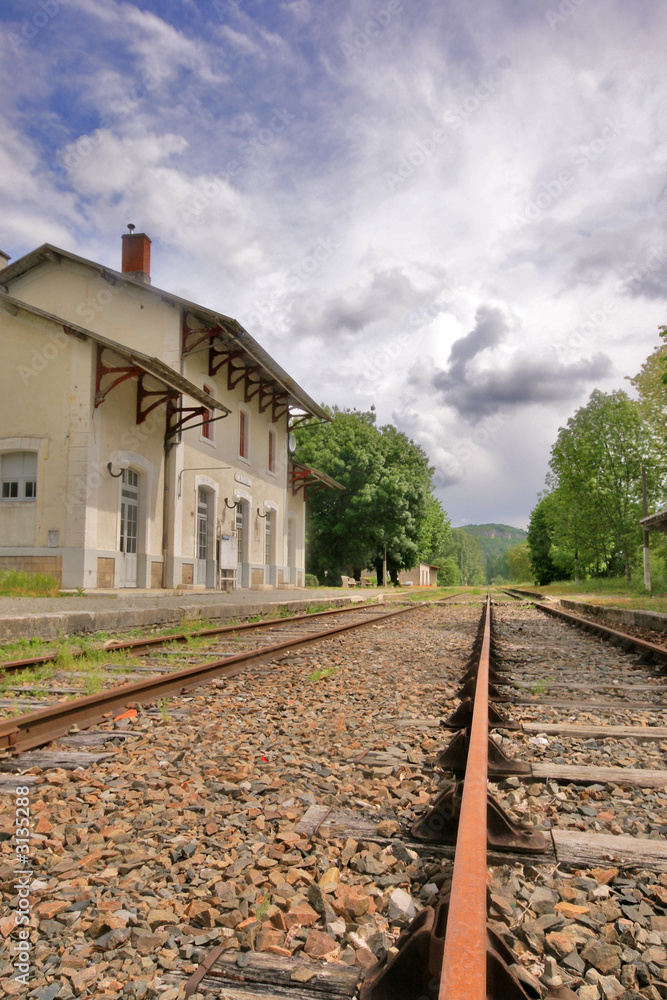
[0,597,665,999]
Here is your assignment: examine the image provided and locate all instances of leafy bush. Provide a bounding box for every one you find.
[0,571,61,597]
[304,574,319,588]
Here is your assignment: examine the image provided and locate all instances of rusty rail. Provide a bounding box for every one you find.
[0,591,465,673]
[0,600,434,754]
[361,597,569,1000]
[534,602,667,669]
[438,594,491,999]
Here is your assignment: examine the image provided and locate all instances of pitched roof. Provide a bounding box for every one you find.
[0,243,329,422]
[0,291,229,414]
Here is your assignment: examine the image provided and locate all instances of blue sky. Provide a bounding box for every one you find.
[1,0,666,527]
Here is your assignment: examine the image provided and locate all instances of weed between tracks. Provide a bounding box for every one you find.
[306,666,335,682]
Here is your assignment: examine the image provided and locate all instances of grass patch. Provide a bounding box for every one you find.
[529,677,551,696]
[306,602,337,614]
[0,637,52,661]
[306,666,335,682]
[538,577,667,614]
[0,571,61,598]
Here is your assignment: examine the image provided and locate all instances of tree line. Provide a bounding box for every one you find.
[527,331,667,585]
[293,406,531,586]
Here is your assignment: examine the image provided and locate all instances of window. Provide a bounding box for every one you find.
[268,428,276,474]
[1,452,37,500]
[201,384,213,440]
[239,410,249,460]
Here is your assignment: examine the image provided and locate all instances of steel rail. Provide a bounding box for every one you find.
[534,601,667,667]
[0,603,381,672]
[438,594,491,1000]
[0,592,465,673]
[0,600,433,754]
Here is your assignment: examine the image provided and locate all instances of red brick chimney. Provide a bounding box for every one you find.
[121,225,151,283]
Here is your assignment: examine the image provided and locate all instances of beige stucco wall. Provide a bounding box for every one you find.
[176,354,305,588]
[7,262,181,366]
[0,310,85,547]
[2,258,308,589]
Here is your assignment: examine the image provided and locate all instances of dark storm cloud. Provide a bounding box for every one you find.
[288,267,445,338]
[423,304,613,420]
[438,352,613,420]
[446,304,508,369]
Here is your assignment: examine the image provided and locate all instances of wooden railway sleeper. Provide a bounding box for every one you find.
[359,896,576,1000]
[409,780,549,852]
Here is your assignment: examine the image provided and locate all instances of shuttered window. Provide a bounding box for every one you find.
[1,452,37,500]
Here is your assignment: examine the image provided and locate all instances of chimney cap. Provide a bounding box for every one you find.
[127,223,136,233]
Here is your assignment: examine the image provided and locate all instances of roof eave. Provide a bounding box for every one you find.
[1,243,330,422]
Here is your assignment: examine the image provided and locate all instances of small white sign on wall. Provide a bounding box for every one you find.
[219,534,237,569]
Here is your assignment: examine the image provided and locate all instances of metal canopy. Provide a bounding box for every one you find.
[289,461,345,498]
[0,291,230,428]
[181,312,328,425]
[0,244,329,425]
[639,508,667,534]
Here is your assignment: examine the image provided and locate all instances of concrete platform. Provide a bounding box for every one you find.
[0,587,391,643]
[559,598,667,634]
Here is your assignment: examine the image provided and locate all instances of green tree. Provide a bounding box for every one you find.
[439,528,484,585]
[437,556,461,586]
[418,495,451,564]
[293,407,445,584]
[627,334,667,467]
[547,390,659,582]
[527,496,561,585]
[506,542,533,582]
[485,550,510,583]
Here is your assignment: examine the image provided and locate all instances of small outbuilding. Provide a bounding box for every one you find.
[397,563,440,587]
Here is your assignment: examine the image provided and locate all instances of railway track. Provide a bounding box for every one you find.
[1,593,666,998]
[0,596,465,752]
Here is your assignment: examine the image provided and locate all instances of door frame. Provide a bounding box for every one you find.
[194,476,218,589]
[119,468,140,587]
[113,453,153,589]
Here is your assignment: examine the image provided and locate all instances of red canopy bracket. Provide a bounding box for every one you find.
[166,398,208,438]
[136,373,180,425]
[95,345,181,425]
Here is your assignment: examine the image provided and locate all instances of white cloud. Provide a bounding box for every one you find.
[1,0,666,527]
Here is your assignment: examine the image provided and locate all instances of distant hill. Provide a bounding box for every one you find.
[459,523,528,563]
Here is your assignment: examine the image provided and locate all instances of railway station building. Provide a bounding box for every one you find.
[0,231,340,591]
